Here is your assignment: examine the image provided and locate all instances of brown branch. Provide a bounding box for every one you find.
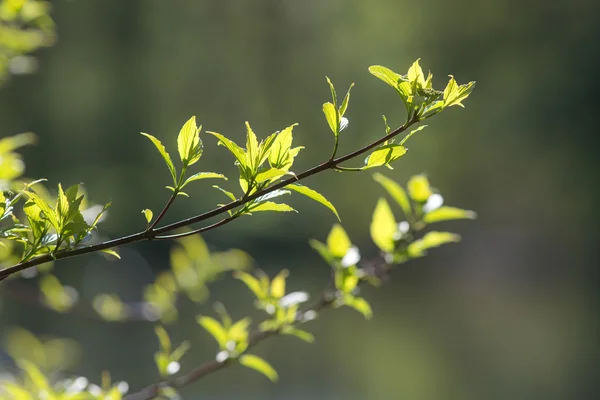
[0,116,419,282]
[124,290,336,400]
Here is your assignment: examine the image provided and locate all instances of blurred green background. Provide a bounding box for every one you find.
[1,0,599,398]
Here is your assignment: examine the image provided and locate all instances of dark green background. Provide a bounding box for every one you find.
[1,0,598,398]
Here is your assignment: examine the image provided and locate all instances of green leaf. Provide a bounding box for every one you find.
[177,116,203,166]
[234,271,266,299]
[364,144,407,169]
[270,269,289,298]
[141,209,153,224]
[325,76,338,106]
[239,354,279,382]
[346,296,373,319]
[407,231,461,257]
[281,327,315,343]
[287,183,340,221]
[368,65,402,90]
[207,131,247,167]
[443,76,475,108]
[249,202,296,213]
[213,185,237,201]
[323,102,338,135]
[100,249,121,259]
[309,239,335,265]
[407,174,432,202]
[373,173,412,219]
[197,316,228,349]
[268,124,299,170]
[171,340,191,361]
[423,206,477,223]
[245,121,260,170]
[24,190,59,231]
[181,172,226,189]
[327,223,351,258]
[255,168,288,184]
[407,59,426,89]
[339,83,355,117]
[154,325,171,352]
[18,359,50,391]
[370,198,397,253]
[399,125,427,146]
[141,132,177,185]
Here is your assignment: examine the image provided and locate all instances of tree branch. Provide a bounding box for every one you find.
[0,117,418,282]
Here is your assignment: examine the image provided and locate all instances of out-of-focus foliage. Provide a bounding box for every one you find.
[0,0,55,84]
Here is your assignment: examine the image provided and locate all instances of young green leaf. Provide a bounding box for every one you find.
[141,209,153,224]
[245,122,260,170]
[408,231,460,257]
[345,296,373,319]
[399,125,427,146]
[339,83,355,117]
[423,206,477,223]
[239,354,279,382]
[368,65,402,90]
[197,316,228,349]
[327,224,351,258]
[155,325,172,352]
[370,198,397,253]
[323,102,338,135]
[309,239,335,265]
[364,144,407,169]
[100,249,121,259]
[234,271,266,299]
[177,116,203,167]
[443,76,475,108]
[281,327,315,343]
[287,183,340,221]
[270,269,289,299]
[372,173,412,220]
[407,174,432,202]
[249,202,296,213]
[255,168,288,184]
[180,172,226,189]
[213,185,237,201]
[207,131,247,167]
[141,132,177,185]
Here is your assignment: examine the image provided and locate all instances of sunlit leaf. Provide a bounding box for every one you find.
[423,206,477,223]
[249,202,296,213]
[140,133,177,185]
[155,326,171,352]
[370,198,396,253]
[322,102,338,135]
[407,231,461,257]
[309,239,334,265]
[281,327,315,343]
[346,296,373,319]
[177,116,203,166]
[100,249,121,260]
[327,224,351,258]
[17,359,50,391]
[245,121,260,170]
[364,144,407,169]
[399,125,427,146]
[372,173,412,221]
[207,131,247,167]
[234,271,266,299]
[368,65,402,89]
[255,168,288,184]
[181,172,226,189]
[443,76,475,108]
[239,354,279,382]
[270,269,289,299]
[213,185,237,201]
[141,209,153,224]
[407,58,426,89]
[197,316,228,349]
[339,83,355,117]
[287,183,340,221]
[407,174,432,202]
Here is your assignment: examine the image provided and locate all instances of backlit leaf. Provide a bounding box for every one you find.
[270,269,289,299]
[207,131,247,167]
[322,102,338,135]
[177,116,203,166]
[407,174,432,202]
[423,206,477,223]
[327,223,351,258]
[181,172,226,189]
[346,296,373,319]
[281,327,315,343]
[100,249,121,260]
[368,65,402,90]
[370,198,396,252]
[364,144,407,169]
[373,173,412,219]
[287,183,340,221]
[234,271,266,299]
[239,354,279,382]
[141,133,177,185]
[407,231,461,257]
[197,316,228,349]
[141,209,153,224]
[249,202,296,213]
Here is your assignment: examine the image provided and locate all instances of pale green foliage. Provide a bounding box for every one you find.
[0,0,56,84]
[0,59,476,393]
